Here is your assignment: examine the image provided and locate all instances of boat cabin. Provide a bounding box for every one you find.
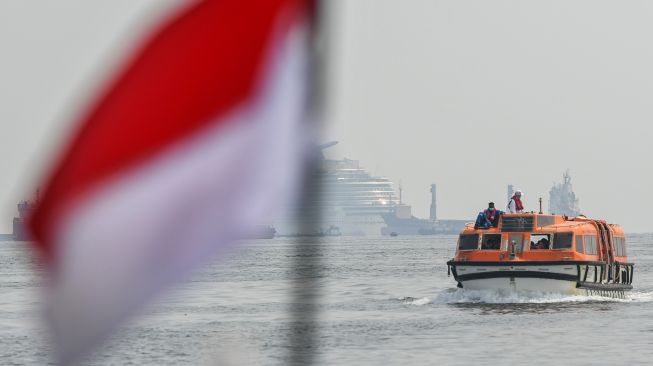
[447,213,633,295]
[454,213,628,263]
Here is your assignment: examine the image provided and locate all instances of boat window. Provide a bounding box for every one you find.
[552,232,573,249]
[537,216,555,227]
[481,234,502,250]
[458,234,480,251]
[613,237,626,256]
[575,235,584,253]
[529,234,551,250]
[584,235,598,255]
[501,216,534,232]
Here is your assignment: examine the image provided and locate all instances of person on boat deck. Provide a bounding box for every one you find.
[507,190,524,213]
[533,237,550,249]
[474,202,503,229]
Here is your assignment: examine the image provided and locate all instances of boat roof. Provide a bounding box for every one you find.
[463,213,624,235]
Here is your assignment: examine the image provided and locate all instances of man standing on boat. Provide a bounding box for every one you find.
[475,202,502,228]
[508,190,524,213]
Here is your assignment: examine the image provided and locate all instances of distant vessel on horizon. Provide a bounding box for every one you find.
[278,225,342,238]
[13,192,38,241]
[549,170,581,217]
[275,142,399,236]
[381,184,469,235]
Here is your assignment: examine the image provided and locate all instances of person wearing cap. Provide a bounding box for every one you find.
[474,202,503,229]
[507,190,524,213]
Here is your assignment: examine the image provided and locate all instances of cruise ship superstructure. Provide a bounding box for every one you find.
[275,143,399,236]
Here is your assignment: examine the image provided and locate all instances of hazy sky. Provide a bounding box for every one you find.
[1,1,652,233]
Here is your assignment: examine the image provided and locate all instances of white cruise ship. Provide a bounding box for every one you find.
[275,143,399,236]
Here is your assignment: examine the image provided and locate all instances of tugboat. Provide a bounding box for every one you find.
[446,213,633,298]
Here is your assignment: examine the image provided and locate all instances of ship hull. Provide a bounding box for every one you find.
[12,218,31,241]
[381,213,469,236]
[447,261,633,298]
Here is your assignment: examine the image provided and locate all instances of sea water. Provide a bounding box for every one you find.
[1,234,652,365]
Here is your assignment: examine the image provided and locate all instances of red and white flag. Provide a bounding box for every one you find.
[30,0,313,361]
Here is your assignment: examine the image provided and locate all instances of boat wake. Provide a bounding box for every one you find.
[399,289,653,306]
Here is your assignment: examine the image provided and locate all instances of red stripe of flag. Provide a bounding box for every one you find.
[31,0,304,256]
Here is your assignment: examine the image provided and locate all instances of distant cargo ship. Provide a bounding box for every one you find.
[381,212,468,235]
[549,170,581,217]
[381,184,469,235]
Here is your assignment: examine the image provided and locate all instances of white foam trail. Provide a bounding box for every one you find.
[399,289,653,305]
[398,297,431,306]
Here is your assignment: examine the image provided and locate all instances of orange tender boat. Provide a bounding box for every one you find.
[446,213,633,298]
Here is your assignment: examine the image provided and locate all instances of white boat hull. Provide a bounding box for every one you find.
[447,261,633,297]
[462,277,579,294]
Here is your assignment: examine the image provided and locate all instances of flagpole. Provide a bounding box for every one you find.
[289,1,327,364]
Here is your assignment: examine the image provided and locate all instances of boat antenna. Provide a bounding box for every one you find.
[538,197,543,214]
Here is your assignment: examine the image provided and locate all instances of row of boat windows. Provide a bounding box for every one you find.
[458,233,627,256]
[578,236,627,256]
